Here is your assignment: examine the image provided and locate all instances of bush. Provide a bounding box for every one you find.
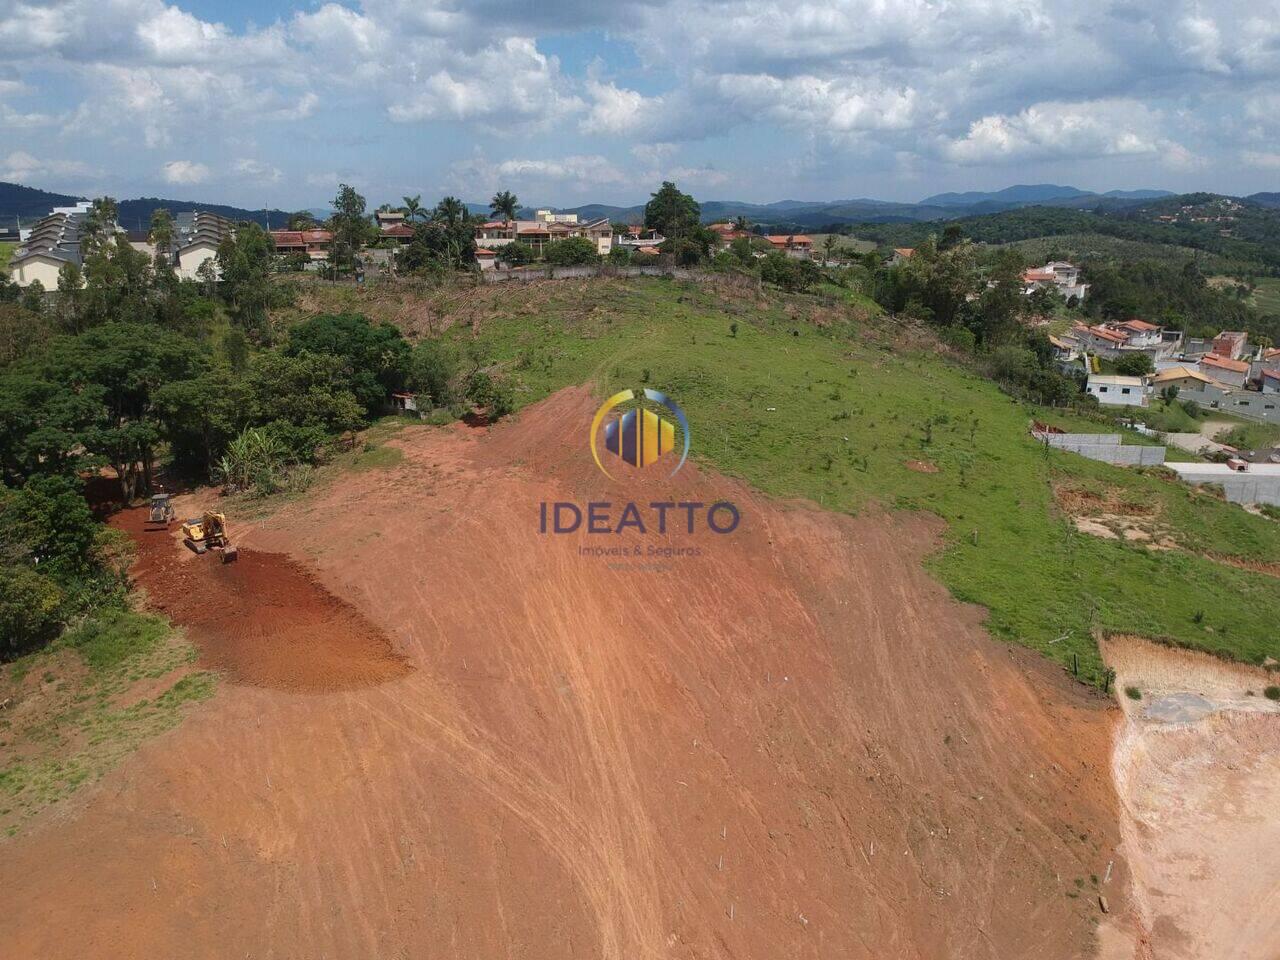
[544,237,599,266]
[1115,353,1155,377]
[497,242,535,266]
[760,252,821,292]
[465,371,516,421]
[0,564,65,653]
[1124,686,1142,700]
[1265,686,1280,701]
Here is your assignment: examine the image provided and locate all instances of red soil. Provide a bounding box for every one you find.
[114,504,410,692]
[0,386,1132,959]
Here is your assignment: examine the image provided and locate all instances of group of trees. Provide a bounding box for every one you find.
[0,194,526,655]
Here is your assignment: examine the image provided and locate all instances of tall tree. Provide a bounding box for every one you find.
[433,196,467,228]
[490,190,519,222]
[330,184,370,274]
[149,208,174,273]
[644,182,700,239]
[402,195,424,222]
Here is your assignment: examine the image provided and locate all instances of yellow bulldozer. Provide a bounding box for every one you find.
[181,512,239,563]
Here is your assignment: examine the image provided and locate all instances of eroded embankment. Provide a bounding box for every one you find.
[0,386,1128,960]
[114,502,410,692]
[1102,635,1280,960]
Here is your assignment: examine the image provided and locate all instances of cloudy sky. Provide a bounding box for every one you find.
[1,0,1278,210]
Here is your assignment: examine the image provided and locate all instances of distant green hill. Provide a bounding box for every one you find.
[0,181,84,227]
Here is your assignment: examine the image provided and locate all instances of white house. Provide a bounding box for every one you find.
[6,211,89,288]
[1087,374,1149,407]
[169,211,234,280]
[1023,261,1089,302]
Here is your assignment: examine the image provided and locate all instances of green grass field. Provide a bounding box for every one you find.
[0,609,214,836]
[1218,420,1280,452]
[1251,277,1280,315]
[0,241,14,275]
[418,277,1280,683]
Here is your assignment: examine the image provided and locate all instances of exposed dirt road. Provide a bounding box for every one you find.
[0,386,1129,959]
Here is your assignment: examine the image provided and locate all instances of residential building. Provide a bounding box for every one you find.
[474,217,612,256]
[1048,333,1081,363]
[1022,261,1089,301]
[1263,369,1280,395]
[474,247,496,271]
[1151,367,1223,393]
[708,223,752,246]
[171,211,233,280]
[270,229,334,260]
[1199,353,1250,388]
[764,234,813,259]
[375,210,406,229]
[614,226,666,250]
[535,209,578,224]
[379,224,415,246]
[1211,330,1248,360]
[1086,373,1149,407]
[886,247,914,266]
[6,210,89,287]
[1071,320,1178,361]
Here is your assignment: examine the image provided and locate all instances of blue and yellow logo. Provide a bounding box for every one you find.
[590,388,690,480]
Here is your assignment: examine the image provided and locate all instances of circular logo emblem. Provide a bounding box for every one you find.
[589,388,690,480]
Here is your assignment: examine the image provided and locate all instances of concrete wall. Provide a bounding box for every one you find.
[1165,465,1280,506]
[1034,432,1167,466]
[483,264,703,283]
[1179,386,1280,425]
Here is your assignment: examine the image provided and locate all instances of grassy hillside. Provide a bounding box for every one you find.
[305,276,1280,684]
[0,241,13,274]
[1252,277,1280,315]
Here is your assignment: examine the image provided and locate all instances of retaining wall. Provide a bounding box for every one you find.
[482,265,705,283]
[1033,432,1167,466]
[1165,466,1280,506]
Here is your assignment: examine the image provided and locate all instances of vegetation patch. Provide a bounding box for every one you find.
[0,609,214,837]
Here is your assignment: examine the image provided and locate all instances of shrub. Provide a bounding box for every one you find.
[1125,686,1142,700]
[497,242,536,266]
[0,564,65,653]
[544,237,599,266]
[1114,353,1154,377]
[1264,686,1280,701]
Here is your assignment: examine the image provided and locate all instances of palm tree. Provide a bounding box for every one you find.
[823,235,838,261]
[402,195,424,222]
[490,190,519,223]
[433,196,466,227]
[733,215,750,232]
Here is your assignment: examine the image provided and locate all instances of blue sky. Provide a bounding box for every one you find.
[1,0,1278,210]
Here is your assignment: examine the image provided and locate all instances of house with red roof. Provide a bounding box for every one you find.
[764,234,813,260]
[1200,353,1251,388]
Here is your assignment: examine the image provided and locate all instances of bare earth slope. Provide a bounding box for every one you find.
[0,386,1129,959]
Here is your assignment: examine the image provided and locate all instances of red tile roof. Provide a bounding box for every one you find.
[766,234,812,246]
[1087,325,1127,344]
[474,247,496,257]
[381,224,414,238]
[1118,318,1159,332]
[1201,354,1250,374]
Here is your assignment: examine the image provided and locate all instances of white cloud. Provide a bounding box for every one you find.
[1243,150,1280,169]
[494,155,627,185]
[234,159,282,183]
[943,100,1191,166]
[161,159,210,184]
[1,151,96,182]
